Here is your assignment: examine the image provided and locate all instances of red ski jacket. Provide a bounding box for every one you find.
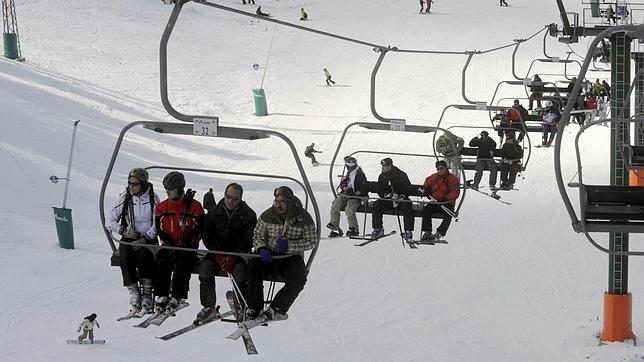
[422,172,460,205]
[155,196,204,247]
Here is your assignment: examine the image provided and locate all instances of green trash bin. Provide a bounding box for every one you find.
[590,0,600,18]
[3,32,18,60]
[253,88,268,117]
[53,207,75,249]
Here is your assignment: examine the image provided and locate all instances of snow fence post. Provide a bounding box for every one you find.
[52,120,80,249]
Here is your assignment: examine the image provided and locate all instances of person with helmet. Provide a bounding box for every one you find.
[436,131,464,180]
[539,101,561,147]
[195,183,257,324]
[420,160,460,242]
[105,167,160,316]
[245,186,318,321]
[327,156,369,237]
[154,171,205,313]
[304,143,322,166]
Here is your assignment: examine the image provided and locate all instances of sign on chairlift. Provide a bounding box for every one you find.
[390,119,406,131]
[475,102,487,111]
[193,117,219,137]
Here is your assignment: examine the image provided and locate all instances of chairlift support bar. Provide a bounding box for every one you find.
[99,121,321,271]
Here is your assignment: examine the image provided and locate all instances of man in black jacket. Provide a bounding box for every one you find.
[195,183,257,324]
[327,156,369,237]
[469,131,498,190]
[371,158,414,241]
[499,132,523,190]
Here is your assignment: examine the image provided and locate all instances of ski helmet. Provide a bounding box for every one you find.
[163,171,185,190]
[128,168,149,183]
[344,156,357,168]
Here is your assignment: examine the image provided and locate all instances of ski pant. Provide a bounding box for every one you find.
[198,254,247,308]
[500,0,508,5]
[419,0,424,12]
[542,123,556,144]
[529,93,542,109]
[78,329,94,342]
[246,255,307,313]
[500,162,519,186]
[371,199,414,231]
[421,203,453,236]
[305,153,317,164]
[325,76,335,86]
[473,159,498,187]
[155,249,196,300]
[119,242,156,287]
[329,194,362,230]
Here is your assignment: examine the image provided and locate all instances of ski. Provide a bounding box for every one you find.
[149,301,190,326]
[352,230,397,246]
[408,239,449,246]
[226,312,288,341]
[465,182,512,205]
[406,240,418,249]
[226,291,258,355]
[117,309,140,321]
[133,309,164,328]
[156,308,234,341]
[67,339,106,345]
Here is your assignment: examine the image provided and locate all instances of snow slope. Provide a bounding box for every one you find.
[2,0,643,361]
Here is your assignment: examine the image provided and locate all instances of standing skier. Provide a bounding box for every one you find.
[245,186,318,321]
[300,8,308,20]
[499,0,509,6]
[105,168,159,316]
[323,68,336,86]
[327,156,369,238]
[304,143,322,166]
[196,183,257,324]
[155,171,205,312]
[419,0,424,13]
[77,313,100,344]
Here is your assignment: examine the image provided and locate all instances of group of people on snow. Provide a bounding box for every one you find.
[106,168,318,325]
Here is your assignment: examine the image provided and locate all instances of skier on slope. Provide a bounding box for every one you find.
[105,168,159,316]
[304,143,322,165]
[425,0,433,13]
[245,186,318,321]
[372,157,415,242]
[300,8,308,21]
[420,160,460,242]
[499,0,509,6]
[77,313,100,344]
[196,183,257,324]
[154,171,205,313]
[327,156,369,238]
[256,6,270,17]
[323,68,336,86]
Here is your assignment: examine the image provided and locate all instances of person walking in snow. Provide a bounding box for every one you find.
[202,188,215,211]
[327,156,369,238]
[323,68,336,86]
[420,160,460,242]
[105,168,159,316]
[300,8,308,20]
[425,0,433,13]
[304,143,322,165]
[154,171,205,313]
[372,157,415,242]
[256,6,270,17]
[196,183,256,324]
[77,313,100,344]
[245,186,318,321]
[419,0,425,13]
[469,131,498,191]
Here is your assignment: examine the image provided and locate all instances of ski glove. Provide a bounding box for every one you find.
[215,255,236,273]
[123,228,140,240]
[258,248,272,263]
[275,237,288,253]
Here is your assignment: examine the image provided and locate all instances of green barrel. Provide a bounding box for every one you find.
[253,88,268,116]
[53,207,75,249]
[590,0,600,18]
[3,33,18,60]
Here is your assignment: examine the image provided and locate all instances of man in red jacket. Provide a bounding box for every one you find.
[154,171,205,312]
[420,160,460,242]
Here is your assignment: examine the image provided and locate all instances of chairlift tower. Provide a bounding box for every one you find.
[554,0,640,343]
[2,0,22,60]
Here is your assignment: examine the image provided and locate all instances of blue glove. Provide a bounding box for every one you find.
[258,248,272,263]
[276,238,288,253]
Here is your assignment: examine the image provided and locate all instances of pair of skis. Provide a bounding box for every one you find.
[406,238,449,249]
[116,305,151,321]
[465,182,512,205]
[350,230,397,246]
[133,301,189,328]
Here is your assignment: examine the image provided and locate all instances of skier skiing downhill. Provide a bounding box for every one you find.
[77,313,100,344]
[105,168,159,317]
[304,143,322,166]
[323,68,336,86]
[154,171,205,313]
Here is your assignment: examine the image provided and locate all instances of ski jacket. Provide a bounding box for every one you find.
[376,166,413,198]
[436,134,464,158]
[324,69,332,78]
[202,191,215,211]
[499,141,523,163]
[155,195,205,247]
[469,136,497,159]
[304,145,319,156]
[422,172,460,205]
[78,318,99,331]
[253,202,317,257]
[105,185,159,241]
[539,108,561,125]
[202,198,257,253]
[531,75,543,93]
[339,166,369,196]
[507,105,528,122]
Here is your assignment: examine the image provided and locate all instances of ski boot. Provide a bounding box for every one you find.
[346,227,359,237]
[326,223,343,238]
